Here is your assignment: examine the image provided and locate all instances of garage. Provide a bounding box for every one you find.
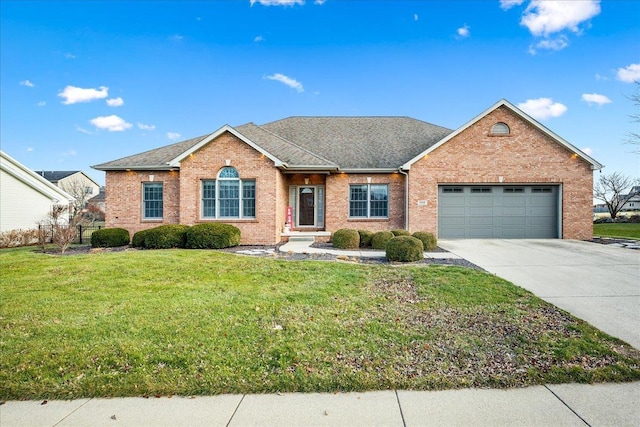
[438,185,559,238]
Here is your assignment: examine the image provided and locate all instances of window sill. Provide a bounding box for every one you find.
[142,219,163,222]
[348,218,390,222]
[198,219,258,223]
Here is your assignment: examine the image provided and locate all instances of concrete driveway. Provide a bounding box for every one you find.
[438,239,640,349]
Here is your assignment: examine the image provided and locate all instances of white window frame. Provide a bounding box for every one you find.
[349,184,389,219]
[201,167,255,219]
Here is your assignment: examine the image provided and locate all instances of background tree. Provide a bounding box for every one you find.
[625,81,639,154]
[59,177,92,219]
[593,172,639,220]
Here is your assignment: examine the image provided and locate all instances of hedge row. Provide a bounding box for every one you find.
[92,223,241,250]
[330,228,437,262]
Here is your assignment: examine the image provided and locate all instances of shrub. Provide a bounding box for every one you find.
[90,228,130,248]
[0,228,39,248]
[144,225,190,249]
[185,223,241,249]
[386,236,424,262]
[629,215,640,223]
[358,230,374,248]
[371,231,394,249]
[593,217,613,224]
[412,231,438,251]
[131,229,152,248]
[332,228,360,249]
[391,229,411,236]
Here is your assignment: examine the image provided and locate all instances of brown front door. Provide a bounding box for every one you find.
[299,187,315,226]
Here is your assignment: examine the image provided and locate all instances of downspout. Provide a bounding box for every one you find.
[399,168,409,230]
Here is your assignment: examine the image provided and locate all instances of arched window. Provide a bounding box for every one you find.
[202,167,255,219]
[491,122,510,135]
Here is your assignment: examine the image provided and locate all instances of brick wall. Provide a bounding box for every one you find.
[324,173,405,233]
[105,170,180,237]
[408,106,595,240]
[178,132,281,245]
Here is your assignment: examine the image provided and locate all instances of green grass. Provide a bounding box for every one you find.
[593,223,640,239]
[1,246,639,400]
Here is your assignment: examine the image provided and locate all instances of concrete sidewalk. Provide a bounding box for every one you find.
[278,240,462,259]
[2,382,638,426]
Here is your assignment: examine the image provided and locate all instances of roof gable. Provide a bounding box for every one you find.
[402,99,603,170]
[1,151,75,202]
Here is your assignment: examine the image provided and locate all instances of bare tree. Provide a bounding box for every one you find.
[593,172,640,220]
[625,81,640,154]
[59,177,92,219]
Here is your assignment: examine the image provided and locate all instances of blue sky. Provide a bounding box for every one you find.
[1,0,638,186]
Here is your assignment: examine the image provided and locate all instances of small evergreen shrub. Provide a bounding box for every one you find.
[358,230,374,248]
[386,236,424,262]
[185,223,241,249]
[371,231,394,249]
[391,229,411,236]
[412,231,437,251]
[629,215,640,223]
[332,228,360,249]
[131,229,152,248]
[144,225,190,249]
[90,227,130,248]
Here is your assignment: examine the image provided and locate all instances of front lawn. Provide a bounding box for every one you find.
[1,247,638,400]
[593,223,640,239]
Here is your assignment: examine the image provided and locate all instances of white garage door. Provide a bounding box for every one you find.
[438,185,559,238]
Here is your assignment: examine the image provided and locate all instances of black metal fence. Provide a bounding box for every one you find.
[38,224,103,244]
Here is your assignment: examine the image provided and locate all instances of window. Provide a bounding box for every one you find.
[143,182,163,219]
[471,187,492,193]
[491,122,510,135]
[504,187,525,193]
[532,187,552,193]
[84,186,93,195]
[349,184,388,218]
[201,167,255,219]
[442,187,463,193]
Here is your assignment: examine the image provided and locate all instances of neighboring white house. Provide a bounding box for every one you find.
[621,185,640,212]
[0,151,75,232]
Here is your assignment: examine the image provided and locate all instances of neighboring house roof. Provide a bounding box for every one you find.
[403,99,603,171]
[92,100,602,173]
[88,187,105,203]
[34,170,80,183]
[1,151,75,203]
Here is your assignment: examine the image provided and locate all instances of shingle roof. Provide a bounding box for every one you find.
[93,117,453,171]
[34,171,80,182]
[261,117,453,169]
[92,134,211,170]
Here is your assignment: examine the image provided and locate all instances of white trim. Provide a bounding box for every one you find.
[0,150,75,203]
[168,125,286,168]
[402,99,603,171]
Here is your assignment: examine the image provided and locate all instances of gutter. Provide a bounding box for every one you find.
[398,168,409,230]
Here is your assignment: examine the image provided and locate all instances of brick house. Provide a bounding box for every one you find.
[93,100,602,244]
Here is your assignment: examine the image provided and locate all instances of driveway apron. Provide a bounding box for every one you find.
[438,239,640,349]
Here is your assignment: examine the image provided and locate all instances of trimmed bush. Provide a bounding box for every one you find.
[386,236,424,262]
[144,225,190,249]
[131,229,152,248]
[90,228,130,248]
[358,230,374,248]
[371,231,394,250]
[412,231,438,251]
[185,223,241,249]
[391,229,411,236]
[332,228,360,249]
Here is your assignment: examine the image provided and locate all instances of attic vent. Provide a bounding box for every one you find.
[491,122,510,135]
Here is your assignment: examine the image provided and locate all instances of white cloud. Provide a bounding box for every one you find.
[20,80,34,87]
[457,24,470,38]
[265,73,304,92]
[59,85,109,105]
[26,147,34,152]
[521,0,601,37]
[254,35,264,42]
[314,0,326,4]
[581,93,612,106]
[529,35,568,53]
[167,132,181,140]
[36,101,46,107]
[65,53,76,59]
[170,34,184,42]
[106,97,124,107]
[581,147,593,155]
[594,73,608,81]
[90,115,132,132]
[414,14,419,21]
[138,123,156,131]
[518,98,567,120]
[250,0,304,6]
[61,150,77,157]
[616,63,640,83]
[500,0,524,10]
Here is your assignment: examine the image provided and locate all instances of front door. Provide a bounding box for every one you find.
[299,187,315,226]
